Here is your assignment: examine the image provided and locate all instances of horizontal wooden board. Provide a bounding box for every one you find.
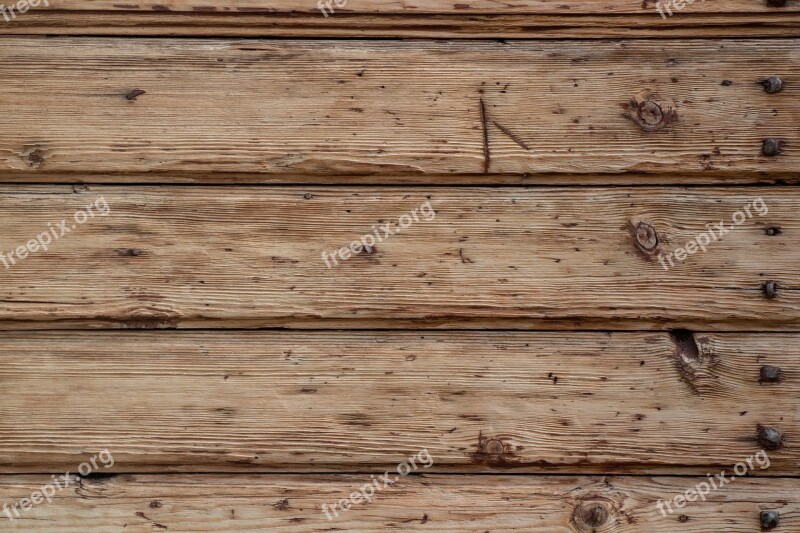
[5,12,800,39]
[0,331,796,473]
[0,39,798,183]
[0,186,797,330]
[0,474,797,531]
[36,0,800,15]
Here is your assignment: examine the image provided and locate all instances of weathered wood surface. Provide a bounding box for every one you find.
[0,186,796,330]
[0,39,798,183]
[35,0,800,15]
[8,12,800,40]
[0,331,795,472]
[5,12,800,39]
[0,474,797,531]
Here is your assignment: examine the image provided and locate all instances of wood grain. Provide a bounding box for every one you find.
[0,331,796,473]
[0,186,797,330]
[4,12,800,39]
[0,474,797,531]
[0,38,798,183]
[36,0,800,15]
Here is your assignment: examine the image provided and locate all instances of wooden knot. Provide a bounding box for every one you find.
[624,98,677,132]
[572,500,611,531]
[635,221,659,252]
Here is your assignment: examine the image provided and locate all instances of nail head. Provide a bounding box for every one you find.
[763,281,778,299]
[763,139,784,157]
[760,365,782,383]
[757,426,784,451]
[760,510,780,530]
[761,76,785,94]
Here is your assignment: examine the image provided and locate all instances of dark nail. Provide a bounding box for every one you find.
[757,425,784,450]
[635,222,659,252]
[763,281,778,299]
[760,510,780,530]
[760,77,785,94]
[760,365,782,383]
[767,0,787,7]
[763,139,784,157]
[765,227,782,236]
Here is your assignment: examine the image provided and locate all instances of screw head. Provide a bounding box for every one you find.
[763,139,784,157]
[760,365,782,383]
[760,510,780,530]
[761,76,785,94]
[757,425,784,451]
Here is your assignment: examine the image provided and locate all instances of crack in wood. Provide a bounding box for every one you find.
[479,97,490,174]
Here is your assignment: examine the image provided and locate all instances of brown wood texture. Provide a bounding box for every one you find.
[0,186,795,330]
[0,474,797,531]
[0,38,797,184]
[0,331,795,473]
[4,12,800,38]
[37,0,800,15]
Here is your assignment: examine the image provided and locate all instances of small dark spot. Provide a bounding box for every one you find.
[721,80,733,86]
[273,499,290,511]
[116,248,143,257]
[149,500,162,509]
[678,514,689,522]
[765,226,782,236]
[125,89,147,101]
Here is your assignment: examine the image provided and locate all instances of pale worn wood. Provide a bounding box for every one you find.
[0,39,798,183]
[0,474,797,531]
[0,331,796,472]
[4,12,800,38]
[0,186,797,330]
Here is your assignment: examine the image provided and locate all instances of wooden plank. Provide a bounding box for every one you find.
[0,186,797,330]
[0,39,798,183]
[0,474,797,531]
[0,331,796,473]
[36,0,800,15]
[4,12,800,39]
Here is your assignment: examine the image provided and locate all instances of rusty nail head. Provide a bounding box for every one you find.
[484,439,504,455]
[760,510,780,530]
[763,139,784,157]
[761,77,785,94]
[763,281,778,299]
[757,426,783,450]
[635,222,659,251]
[760,365,782,383]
